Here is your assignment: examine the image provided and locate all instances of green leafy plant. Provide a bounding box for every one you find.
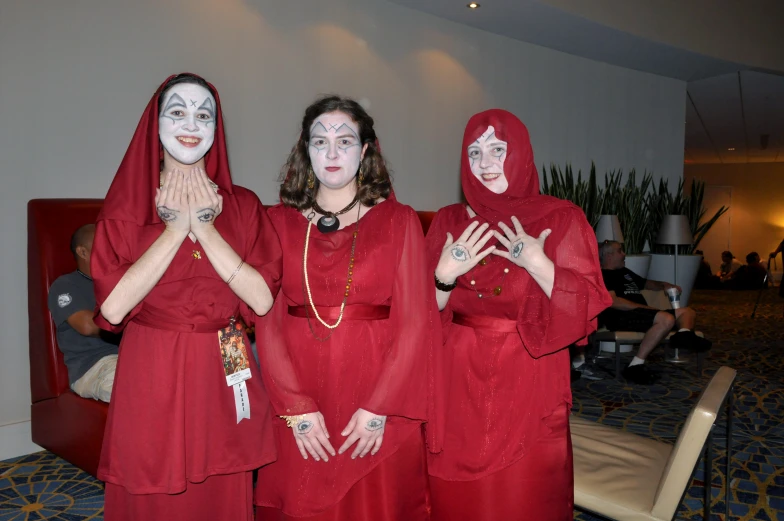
[541,162,601,228]
[613,170,653,255]
[542,164,728,256]
[646,178,728,254]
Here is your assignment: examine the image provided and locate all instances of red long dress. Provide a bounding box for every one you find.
[254,198,433,520]
[425,110,611,521]
[92,74,281,521]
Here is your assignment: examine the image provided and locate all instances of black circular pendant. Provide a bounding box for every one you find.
[317,215,340,233]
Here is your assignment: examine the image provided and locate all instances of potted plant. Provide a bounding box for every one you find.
[610,170,654,278]
[541,163,602,228]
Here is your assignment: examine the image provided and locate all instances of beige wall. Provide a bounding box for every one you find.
[0,0,687,454]
[685,163,784,274]
[540,0,784,72]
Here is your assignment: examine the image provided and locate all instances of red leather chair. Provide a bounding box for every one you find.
[28,199,108,477]
[27,198,437,478]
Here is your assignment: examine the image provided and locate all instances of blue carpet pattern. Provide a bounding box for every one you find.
[1,289,782,520]
[573,289,784,521]
[0,452,103,520]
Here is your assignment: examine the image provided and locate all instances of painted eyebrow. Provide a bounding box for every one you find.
[331,124,359,139]
[197,98,215,118]
[486,141,507,147]
[475,130,496,143]
[162,93,187,113]
[309,122,329,135]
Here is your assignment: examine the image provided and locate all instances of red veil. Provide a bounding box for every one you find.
[97,73,234,226]
[460,109,610,355]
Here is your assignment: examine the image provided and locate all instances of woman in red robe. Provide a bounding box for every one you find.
[425,109,612,521]
[253,96,435,520]
[91,73,281,520]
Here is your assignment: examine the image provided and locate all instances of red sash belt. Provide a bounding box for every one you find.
[452,312,518,333]
[288,304,391,321]
[133,305,232,333]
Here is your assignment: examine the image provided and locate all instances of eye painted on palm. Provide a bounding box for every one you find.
[365,417,385,431]
[296,421,314,434]
[451,245,470,262]
[196,208,216,223]
[512,241,523,258]
[157,207,178,222]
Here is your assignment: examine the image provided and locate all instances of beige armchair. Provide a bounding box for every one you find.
[571,366,736,521]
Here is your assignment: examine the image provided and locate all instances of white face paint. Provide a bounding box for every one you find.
[158,83,216,165]
[467,125,509,194]
[308,112,366,190]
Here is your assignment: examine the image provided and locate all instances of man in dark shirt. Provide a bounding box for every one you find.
[47,224,119,402]
[728,252,768,290]
[598,241,711,384]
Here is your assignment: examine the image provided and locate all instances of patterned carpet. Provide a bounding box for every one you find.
[573,288,784,521]
[1,289,782,520]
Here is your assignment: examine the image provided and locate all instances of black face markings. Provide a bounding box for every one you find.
[163,93,187,114]
[198,98,216,120]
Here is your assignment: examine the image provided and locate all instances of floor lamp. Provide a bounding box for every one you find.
[656,215,693,363]
[595,215,624,244]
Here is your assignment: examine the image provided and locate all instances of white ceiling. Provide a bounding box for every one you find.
[686,71,784,164]
[386,0,784,164]
[386,0,745,81]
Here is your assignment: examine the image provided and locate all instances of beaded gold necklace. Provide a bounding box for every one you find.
[302,203,361,340]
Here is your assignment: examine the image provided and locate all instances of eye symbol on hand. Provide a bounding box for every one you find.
[296,421,313,433]
[367,418,384,431]
[451,246,469,262]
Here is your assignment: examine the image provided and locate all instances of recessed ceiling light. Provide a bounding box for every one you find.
[727,147,735,151]
[467,2,481,8]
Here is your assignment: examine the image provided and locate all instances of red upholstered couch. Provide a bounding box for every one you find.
[28,199,108,477]
[27,198,438,478]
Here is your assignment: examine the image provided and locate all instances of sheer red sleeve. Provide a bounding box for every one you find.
[236,194,282,327]
[422,207,455,453]
[516,208,612,357]
[253,208,317,417]
[362,207,434,425]
[91,219,143,333]
[255,293,319,416]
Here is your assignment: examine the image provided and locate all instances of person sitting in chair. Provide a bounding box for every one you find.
[598,241,711,385]
[47,224,119,402]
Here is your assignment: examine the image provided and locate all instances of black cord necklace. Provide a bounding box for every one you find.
[311,196,360,233]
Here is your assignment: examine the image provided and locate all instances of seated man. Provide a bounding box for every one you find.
[47,224,119,402]
[717,250,742,283]
[728,252,768,290]
[598,241,711,385]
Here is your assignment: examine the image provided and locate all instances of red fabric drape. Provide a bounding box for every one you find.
[425,109,611,484]
[90,75,281,510]
[254,198,434,518]
[458,109,611,356]
[98,73,233,226]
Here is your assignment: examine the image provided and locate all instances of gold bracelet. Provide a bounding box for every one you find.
[280,414,306,428]
[226,260,244,285]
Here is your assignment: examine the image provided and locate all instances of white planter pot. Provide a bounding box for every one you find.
[624,254,651,279]
[647,254,702,307]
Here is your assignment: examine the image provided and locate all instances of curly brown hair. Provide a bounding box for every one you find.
[279,96,392,209]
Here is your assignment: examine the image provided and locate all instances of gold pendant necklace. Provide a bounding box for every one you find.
[302,204,361,340]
